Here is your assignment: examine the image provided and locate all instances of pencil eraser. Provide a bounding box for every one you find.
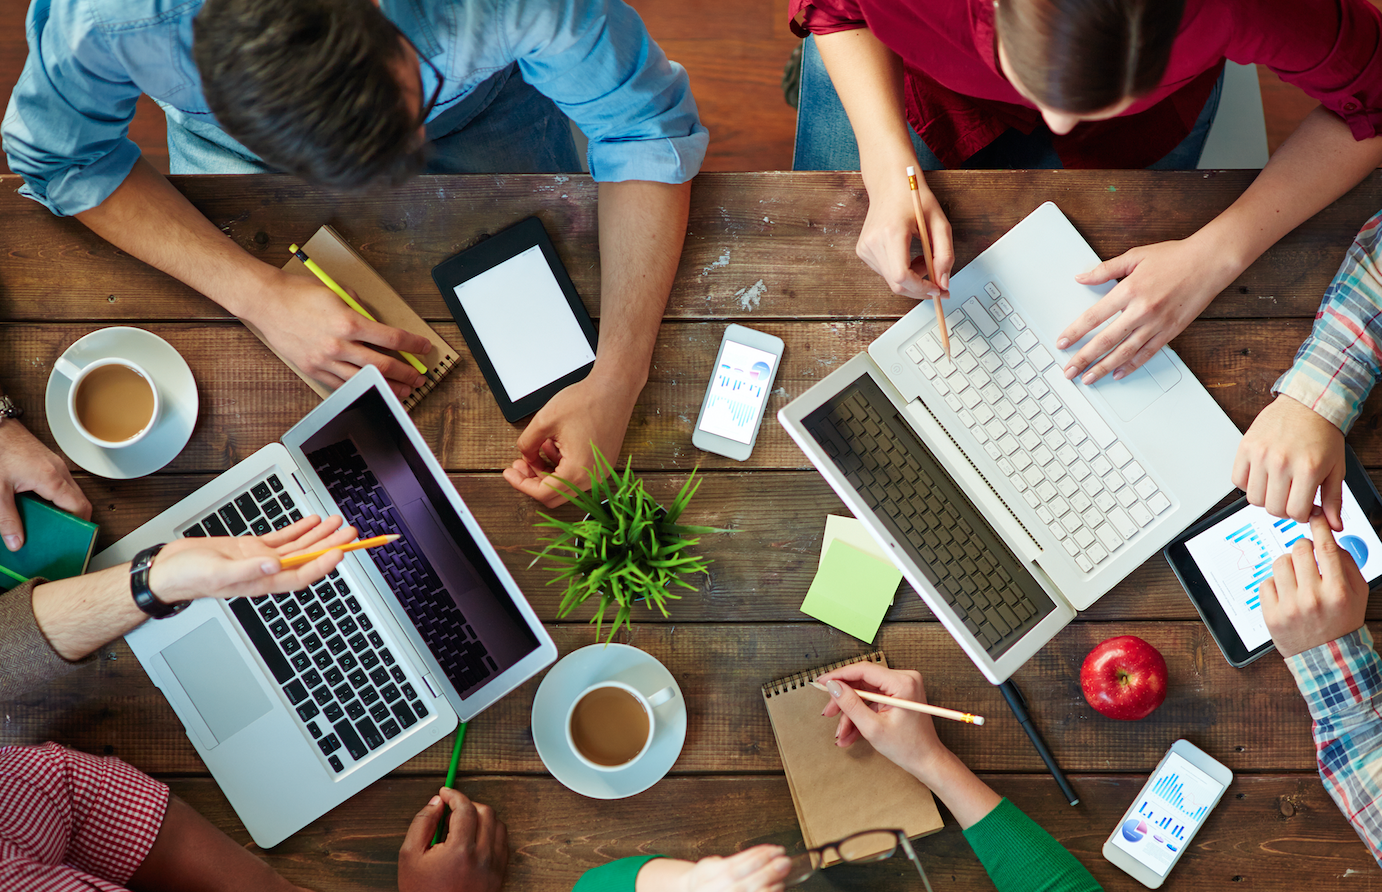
[906,165,917,176]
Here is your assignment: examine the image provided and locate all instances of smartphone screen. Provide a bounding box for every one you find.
[697,339,779,445]
[1109,752,1227,877]
[1181,483,1382,651]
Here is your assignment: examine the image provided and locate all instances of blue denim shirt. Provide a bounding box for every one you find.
[3,0,708,216]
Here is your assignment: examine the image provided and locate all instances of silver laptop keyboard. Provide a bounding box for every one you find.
[905,282,1171,573]
[181,473,431,776]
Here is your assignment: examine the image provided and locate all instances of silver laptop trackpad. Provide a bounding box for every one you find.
[161,619,272,745]
[1087,350,1181,422]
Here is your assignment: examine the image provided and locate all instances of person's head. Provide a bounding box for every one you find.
[993,0,1186,135]
[193,0,430,189]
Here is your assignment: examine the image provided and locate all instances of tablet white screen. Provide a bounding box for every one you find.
[451,245,595,402]
[1183,483,1382,651]
[697,340,778,445]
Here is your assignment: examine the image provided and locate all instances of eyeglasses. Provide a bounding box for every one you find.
[389,24,445,130]
[784,828,934,890]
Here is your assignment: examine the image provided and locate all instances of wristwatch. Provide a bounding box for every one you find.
[130,543,190,619]
[0,394,21,420]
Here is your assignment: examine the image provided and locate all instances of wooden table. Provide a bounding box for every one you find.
[3,170,1381,890]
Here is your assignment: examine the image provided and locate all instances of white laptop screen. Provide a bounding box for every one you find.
[299,388,540,697]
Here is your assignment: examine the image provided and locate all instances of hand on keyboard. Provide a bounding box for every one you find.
[1057,236,1234,384]
[150,514,355,604]
[856,171,953,298]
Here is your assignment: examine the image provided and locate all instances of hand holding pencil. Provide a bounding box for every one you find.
[817,662,971,773]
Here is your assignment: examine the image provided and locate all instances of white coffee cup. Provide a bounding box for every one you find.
[53,356,160,449]
[565,680,675,772]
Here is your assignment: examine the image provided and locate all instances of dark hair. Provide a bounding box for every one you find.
[995,0,1186,114]
[193,0,426,188]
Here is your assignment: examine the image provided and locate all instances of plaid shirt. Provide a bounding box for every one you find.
[1274,210,1382,432]
[1285,627,1382,865]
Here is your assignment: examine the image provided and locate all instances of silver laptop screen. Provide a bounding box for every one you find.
[299,389,539,697]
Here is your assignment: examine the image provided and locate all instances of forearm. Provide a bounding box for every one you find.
[593,180,690,399]
[814,30,916,193]
[1197,108,1382,280]
[906,748,1002,829]
[74,157,280,318]
[30,564,145,661]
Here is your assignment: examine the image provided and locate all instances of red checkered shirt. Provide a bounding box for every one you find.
[0,743,168,891]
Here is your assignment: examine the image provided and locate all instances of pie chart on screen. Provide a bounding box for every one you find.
[1122,818,1148,843]
[1340,535,1368,568]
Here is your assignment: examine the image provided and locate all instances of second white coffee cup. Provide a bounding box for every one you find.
[565,680,675,772]
[53,355,160,449]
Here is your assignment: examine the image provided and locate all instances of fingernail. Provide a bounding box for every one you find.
[1112,368,1126,380]
[1082,372,1095,385]
[260,560,277,574]
[1080,263,1098,275]
[926,288,940,298]
[827,680,842,698]
[1056,337,1069,349]
[429,795,441,806]
[1064,365,1078,380]
[3,535,20,552]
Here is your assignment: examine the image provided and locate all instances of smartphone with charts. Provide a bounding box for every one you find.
[692,324,784,461]
[1103,739,1233,888]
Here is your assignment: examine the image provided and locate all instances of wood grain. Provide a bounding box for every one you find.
[3,172,1378,322]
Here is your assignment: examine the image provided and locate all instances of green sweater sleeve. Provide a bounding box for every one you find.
[962,798,1102,892]
[571,855,664,892]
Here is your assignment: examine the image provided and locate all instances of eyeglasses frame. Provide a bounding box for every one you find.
[786,827,935,891]
[388,23,445,131]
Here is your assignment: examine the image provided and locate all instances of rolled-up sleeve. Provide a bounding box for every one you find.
[2,0,144,217]
[504,0,707,184]
[788,0,867,38]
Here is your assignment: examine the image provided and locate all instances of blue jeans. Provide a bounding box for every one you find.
[166,63,583,176]
[792,34,1223,171]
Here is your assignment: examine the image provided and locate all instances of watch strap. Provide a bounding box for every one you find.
[130,543,189,619]
[0,395,21,419]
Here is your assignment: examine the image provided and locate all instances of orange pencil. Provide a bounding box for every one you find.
[279,533,399,570]
[907,165,949,358]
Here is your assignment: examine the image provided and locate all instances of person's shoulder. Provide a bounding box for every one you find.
[51,0,201,32]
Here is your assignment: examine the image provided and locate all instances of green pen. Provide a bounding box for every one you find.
[0,564,27,585]
[432,722,469,845]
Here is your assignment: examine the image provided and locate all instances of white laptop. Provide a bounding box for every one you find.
[92,366,557,846]
[778,202,1240,684]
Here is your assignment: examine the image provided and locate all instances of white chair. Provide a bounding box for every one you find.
[1197,62,1269,169]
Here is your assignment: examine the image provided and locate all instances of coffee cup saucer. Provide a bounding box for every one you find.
[531,643,686,800]
[45,327,198,480]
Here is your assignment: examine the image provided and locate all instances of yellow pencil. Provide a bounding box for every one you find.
[289,244,430,376]
[280,533,400,570]
[906,166,949,359]
[811,679,984,725]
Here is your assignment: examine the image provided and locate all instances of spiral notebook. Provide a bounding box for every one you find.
[761,651,944,863]
[247,225,459,412]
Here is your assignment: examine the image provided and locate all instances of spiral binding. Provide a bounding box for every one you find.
[762,650,885,699]
[402,352,459,413]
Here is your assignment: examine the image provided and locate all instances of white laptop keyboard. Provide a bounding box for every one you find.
[904,283,1171,574]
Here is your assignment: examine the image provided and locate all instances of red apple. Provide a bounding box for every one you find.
[1080,635,1168,721]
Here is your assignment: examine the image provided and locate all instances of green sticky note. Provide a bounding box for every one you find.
[800,539,902,643]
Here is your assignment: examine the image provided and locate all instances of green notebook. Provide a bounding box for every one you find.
[0,494,99,592]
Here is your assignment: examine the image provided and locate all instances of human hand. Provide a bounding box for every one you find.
[856,175,953,300]
[816,662,948,781]
[1056,236,1236,384]
[502,373,638,508]
[1260,512,1369,657]
[147,515,355,604]
[667,846,792,892]
[249,271,432,401]
[399,787,508,892]
[1233,395,1346,531]
[0,417,91,551]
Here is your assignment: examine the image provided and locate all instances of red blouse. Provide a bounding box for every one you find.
[790,0,1382,169]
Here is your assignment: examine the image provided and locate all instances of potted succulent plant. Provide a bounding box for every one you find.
[529,446,719,643]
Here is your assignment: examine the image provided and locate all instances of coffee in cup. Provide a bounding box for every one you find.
[565,680,674,771]
[54,356,160,449]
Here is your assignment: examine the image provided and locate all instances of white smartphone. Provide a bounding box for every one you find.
[1103,739,1233,888]
[691,324,784,461]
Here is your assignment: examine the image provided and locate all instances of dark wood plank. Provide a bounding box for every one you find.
[165,773,1370,891]
[3,172,1378,323]
[0,621,1334,776]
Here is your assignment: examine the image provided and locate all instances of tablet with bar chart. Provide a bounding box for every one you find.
[1165,446,1382,667]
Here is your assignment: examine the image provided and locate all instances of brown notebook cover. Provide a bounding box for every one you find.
[246,225,459,412]
[762,651,944,863]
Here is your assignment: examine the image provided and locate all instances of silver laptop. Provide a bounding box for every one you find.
[778,202,1240,684]
[92,366,557,846]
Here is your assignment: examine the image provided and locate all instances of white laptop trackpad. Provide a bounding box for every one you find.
[1086,350,1182,422]
[161,619,272,746]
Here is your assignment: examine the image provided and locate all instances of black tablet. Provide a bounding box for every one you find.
[1165,445,1382,667]
[432,217,598,422]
